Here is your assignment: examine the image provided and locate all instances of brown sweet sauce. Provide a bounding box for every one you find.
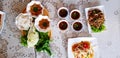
[59,21,68,30]
[73,22,82,31]
[59,9,68,18]
[39,19,50,29]
[30,3,43,16]
[71,11,80,20]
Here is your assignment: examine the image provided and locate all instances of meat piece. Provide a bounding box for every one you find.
[88,9,105,29]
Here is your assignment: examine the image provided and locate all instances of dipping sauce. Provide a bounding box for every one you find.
[59,21,68,30]
[30,3,43,16]
[71,10,80,20]
[58,8,68,18]
[73,22,82,31]
[34,15,50,32]
[39,19,50,29]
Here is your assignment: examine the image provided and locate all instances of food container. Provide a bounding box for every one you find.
[57,20,69,33]
[68,37,99,58]
[0,11,5,34]
[72,20,83,32]
[70,9,81,20]
[85,5,106,33]
[57,7,69,19]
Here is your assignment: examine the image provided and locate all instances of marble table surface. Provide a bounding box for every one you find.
[0,0,120,58]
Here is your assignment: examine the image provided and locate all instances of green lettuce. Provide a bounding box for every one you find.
[91,24,105,32]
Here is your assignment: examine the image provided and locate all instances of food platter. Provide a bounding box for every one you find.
[85,5,106,33]
[15,1,52,56]
[68,37,99,58]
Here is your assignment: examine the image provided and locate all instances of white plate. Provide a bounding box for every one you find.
[68,37,99,58]
[0,11,6,34]
[85,5,106,33]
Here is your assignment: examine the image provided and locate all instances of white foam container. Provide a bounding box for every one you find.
[0,11,6,34]
[85,5,106,33]
[68,37,99,58]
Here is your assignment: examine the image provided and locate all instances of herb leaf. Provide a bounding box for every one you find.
[35,31,52,56]
[20,29,52,56]
[20,30,28,47]
[20,36,27,47]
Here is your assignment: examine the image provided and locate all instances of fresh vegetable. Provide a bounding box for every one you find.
[20,29,52,56]
[27,26,39,47]
[20,35,28,47]
[35,31,52,56]
[20,30,28,47]
[91,24,105,32]
[85,52,90,58]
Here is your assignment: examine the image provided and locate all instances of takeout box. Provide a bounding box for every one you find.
[0,11,5,34]
[85,5,106,33]
[68,37,99,58]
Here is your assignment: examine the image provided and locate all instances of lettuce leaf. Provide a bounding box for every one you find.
[20,36,27,47]
[91,24,105,32]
